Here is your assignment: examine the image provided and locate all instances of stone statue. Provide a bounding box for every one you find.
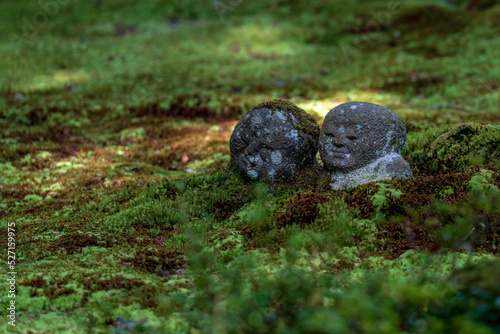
[319,102,413,190]
[229,100,320,183]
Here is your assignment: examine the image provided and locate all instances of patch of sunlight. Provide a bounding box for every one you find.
[20,70,91,91]
[162,119,206,127]
[224,22,296,55]
[40,182,63,193]
[298,98,342,119]
[299,90,405,119]
[55,161,84,174]
[0,162,18,185]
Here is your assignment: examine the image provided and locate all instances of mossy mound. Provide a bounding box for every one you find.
[275,191,328,228]
[392,5,469,35]
[428,123,500,171]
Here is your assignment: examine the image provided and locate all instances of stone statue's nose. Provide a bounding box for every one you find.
[332,134,346,147]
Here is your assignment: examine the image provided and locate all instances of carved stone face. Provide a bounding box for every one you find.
[319,102,406,173]
[230,102,319,183]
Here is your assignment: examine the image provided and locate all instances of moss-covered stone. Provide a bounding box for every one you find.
[252,99,320,138]
[229,99,320,184]
[428,122,500,170]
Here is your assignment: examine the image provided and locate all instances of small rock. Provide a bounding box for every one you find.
[14,93,26,100]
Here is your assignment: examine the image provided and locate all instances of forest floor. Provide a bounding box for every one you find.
[1,0,500,333]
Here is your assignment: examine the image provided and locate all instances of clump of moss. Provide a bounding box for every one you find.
[128,247,185,274]
[84,275,146,292]
[466,0,499,11]
[428,123,500,170]
[339,169,475,219]
[453,259,500,293]
[252,99,320,138]
[21,276,47,289]
[102,170,253,232]
[274,164,331,192]
[403,125,453,157]
[102,199,186,233]
[403,123,500,174]
[392,5,469,35]
[446,259,500,326]
[376,219,441,258]
[275,191,328,228]
[310,197,356,248]
[43,286,76,300]
[48,232,113,255]
[212,200,245,222]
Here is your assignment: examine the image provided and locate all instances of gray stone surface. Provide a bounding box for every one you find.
[229,100,319,183]
[319,101,412,189]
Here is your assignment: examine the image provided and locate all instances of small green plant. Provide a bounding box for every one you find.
[371,182,403,220]
[468,169,500,211]
[24,194,43,202]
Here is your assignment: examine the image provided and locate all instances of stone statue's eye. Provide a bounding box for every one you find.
[347,136,358,140]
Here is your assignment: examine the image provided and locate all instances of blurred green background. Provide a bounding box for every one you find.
[1,1,500,333]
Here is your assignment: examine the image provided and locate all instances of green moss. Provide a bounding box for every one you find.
[446,259,500,328]
[252,99,320,138]
[102,199,186,232]
[2,1,500,332]
[310,197,356,248]
[402,123,500,174]
[453,259,500,295]
[429,122,500,169]
[403,124,454,158]
[392,5,470,35]
[102,169,253,232]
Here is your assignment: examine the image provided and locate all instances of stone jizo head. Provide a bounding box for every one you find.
[229,100,320,183]
[319,102,407,173]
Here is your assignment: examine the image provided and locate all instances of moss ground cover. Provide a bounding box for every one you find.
[1,0,500,332]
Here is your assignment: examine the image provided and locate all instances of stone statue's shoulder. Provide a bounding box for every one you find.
[378,153,413,178]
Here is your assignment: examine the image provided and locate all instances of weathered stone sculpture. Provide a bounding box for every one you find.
[229,100,320,183]
[319,102,413,190]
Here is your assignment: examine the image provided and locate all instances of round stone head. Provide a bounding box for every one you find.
[229,100,319,183]
[319,102,406,173]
